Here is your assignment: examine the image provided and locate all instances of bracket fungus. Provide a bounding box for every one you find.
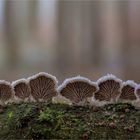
[0,81,14,105]
[119,80,138,103]
[93,74,122,106]
[12,79,31,103]
[28,72,58,102]
[135,84,140,100]
[58,76,98,106]
[0,73,139,107]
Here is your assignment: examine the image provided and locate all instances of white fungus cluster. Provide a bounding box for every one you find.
[0,72,140,107]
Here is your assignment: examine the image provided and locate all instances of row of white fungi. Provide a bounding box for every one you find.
[0,72,140,107]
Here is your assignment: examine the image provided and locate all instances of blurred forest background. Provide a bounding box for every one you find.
[0,0,140,84]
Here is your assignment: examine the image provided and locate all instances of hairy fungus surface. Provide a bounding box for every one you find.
[0,81,13,105]
[135,85,140,100]
[119,81,137,101]
[28,72,58,102]
[59,76,98,105]
[12,79,31,102]
[0,73,139,107]
[94,74,122,103]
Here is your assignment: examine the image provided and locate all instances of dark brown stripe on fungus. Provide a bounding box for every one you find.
[136,89,140,98]
[0,81,13,104]
[12,79,31,101]
[95,80,121,102]
[94,75,122,103]
[119,82,137,101]
[28,73,58,102]
[59,77,97,105]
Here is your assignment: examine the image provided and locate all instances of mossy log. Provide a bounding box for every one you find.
[0,103,140,139]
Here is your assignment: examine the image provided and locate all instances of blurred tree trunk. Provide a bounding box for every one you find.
[124,1,140,81]
[28,0,38,35]
[91,2,102,67]
[56,1,102,78]
[56,1,80,74]
[81,2,101,67]
[100,1,124,75]
[4,0,19,69]
[119,1,129,80]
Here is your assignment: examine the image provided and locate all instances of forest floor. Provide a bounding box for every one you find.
[0,102,140,139]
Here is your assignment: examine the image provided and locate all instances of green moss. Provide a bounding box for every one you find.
[0,103,140,139]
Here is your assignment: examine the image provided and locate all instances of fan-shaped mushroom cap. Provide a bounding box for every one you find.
[119,80,138,103]
[58,76,98,106]
[135,84,140,100]
[28,72,58,102]
[93,74,122,106]
[0,80,14,105]
[12,78,31,103]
